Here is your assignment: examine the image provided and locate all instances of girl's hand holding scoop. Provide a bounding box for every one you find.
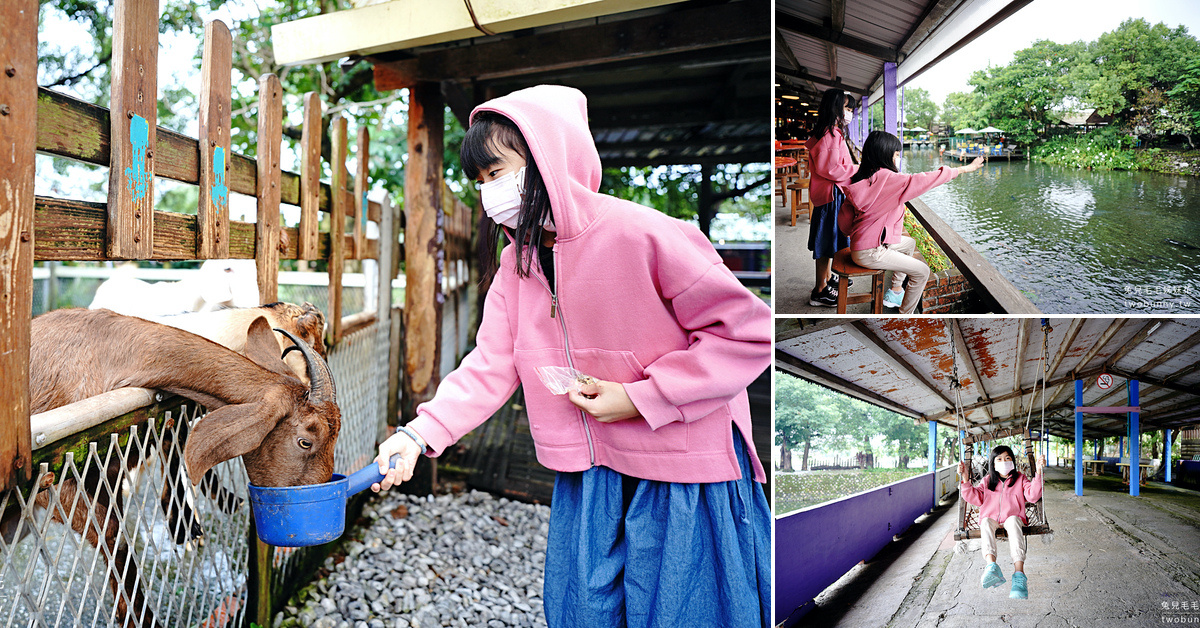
[371,428,423,492]
[568,378,639,423]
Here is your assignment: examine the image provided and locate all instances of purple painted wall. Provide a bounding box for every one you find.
[775,471,937,626]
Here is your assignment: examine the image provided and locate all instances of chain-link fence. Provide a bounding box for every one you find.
[0,317,390,628]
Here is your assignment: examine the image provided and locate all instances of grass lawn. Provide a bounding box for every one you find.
[774,468,926,516]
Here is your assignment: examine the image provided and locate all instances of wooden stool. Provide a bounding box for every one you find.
[832,248,885,314]
[786,179,811,226]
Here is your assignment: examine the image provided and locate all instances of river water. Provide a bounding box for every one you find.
[902,149,1200,313]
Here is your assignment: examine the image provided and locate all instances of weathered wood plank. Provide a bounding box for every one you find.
[106,0,158,259]
[299,92,322,259]
[328,115,348,345]
[906,197,1040,314]
[353,126,369,260]
[0,0,37,490]
[256,73,283,302]
[198,19,233,259]
[33,197,371,262]
[373,1,768,87]
[35,87,383,222]
[403,82,445,418]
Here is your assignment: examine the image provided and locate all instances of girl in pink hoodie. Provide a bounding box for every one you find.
[959,445,1045,599]
[803,88,859,307]
[839,131,983,313]
[369,86,772,628]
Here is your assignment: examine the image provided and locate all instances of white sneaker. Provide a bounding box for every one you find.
[882,289,903,309]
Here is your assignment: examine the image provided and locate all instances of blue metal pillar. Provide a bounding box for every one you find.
[1166,429,1173,483]
[884,62,899,137]
[1130,380,1140,496]
[1094,439,1099,459]
[1119,435,1124,460]
[1075,379,1084,496]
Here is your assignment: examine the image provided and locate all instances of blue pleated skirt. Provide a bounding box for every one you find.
[807,184,850,259]
[543,430,770,628]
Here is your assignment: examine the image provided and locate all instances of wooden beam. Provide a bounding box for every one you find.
[951,319,993,422]
[299,92,322,260]
[198,19,233,259]
[403,82,445,413]
[328,115,348,346]
[35,87,382,222]
[0,0,37,491]
[273,0,688,66]
[775,317,840,343]
[256,74,283,302]
[1135,326,1200,376]
[1108,366,1200,399]
[32,196,375,262]
[373,1,767,87]
[106,0,158,259]
[776,28,802,71]
[774,349,925,420]
[1009,317,1031,419]
[1105,319,1163,371]
[441,80,475,128]
[775,66,870,95]
[776,10,898,63]
[353,126,369,259]
[906,197,1039,314]
[1044,318,1124,411]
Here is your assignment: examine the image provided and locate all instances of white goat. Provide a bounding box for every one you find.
[89,259,259,316]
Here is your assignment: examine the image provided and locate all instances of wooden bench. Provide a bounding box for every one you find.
[831,248,885,314]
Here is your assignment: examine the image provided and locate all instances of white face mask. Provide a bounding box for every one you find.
[480,166,526,229]
[995,459,1015,476]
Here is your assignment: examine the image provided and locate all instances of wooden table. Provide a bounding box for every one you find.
[1083,460,1105,476]
[1116,462,1153,485]
[775,156,797,170]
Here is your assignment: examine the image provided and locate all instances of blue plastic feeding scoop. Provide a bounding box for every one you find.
[247,455,399,547]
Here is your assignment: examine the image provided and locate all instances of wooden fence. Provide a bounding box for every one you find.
[0,1,421,625]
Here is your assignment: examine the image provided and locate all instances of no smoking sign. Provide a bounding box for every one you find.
[1096,373,1114,390]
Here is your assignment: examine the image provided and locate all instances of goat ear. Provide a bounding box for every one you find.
[184,400,286,485]
[243,316,294,378]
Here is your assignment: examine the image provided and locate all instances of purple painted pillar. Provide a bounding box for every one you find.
[860,95,869,145]
[884,62,899,137]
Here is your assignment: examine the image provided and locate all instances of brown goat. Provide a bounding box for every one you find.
[9,308,341,627]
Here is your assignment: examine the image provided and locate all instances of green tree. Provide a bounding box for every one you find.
[1086,19,1200,127]
[903,87,938,131]
[773,374,837,472]
[969,40,1085,145]
[941,91,987,134]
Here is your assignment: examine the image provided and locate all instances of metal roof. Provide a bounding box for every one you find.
[365,0,770,167]
[775,0,1035,104]
[776,318,1200,440]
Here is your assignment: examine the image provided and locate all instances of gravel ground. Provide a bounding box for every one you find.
[274,489,551,628]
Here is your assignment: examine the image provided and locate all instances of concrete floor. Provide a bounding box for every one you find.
[793,466,1200,627]
[773,182,892,315]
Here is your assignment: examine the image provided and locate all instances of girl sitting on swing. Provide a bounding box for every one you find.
[958,445,1045,599]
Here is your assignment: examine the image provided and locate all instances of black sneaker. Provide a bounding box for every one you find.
[827,274,853,289]
[809,285,838,307]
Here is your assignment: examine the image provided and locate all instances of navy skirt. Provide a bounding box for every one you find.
[543,430,770,628]
[807,184,850,259]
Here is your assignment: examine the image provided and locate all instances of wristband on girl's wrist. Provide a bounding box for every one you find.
[395,424,428,452]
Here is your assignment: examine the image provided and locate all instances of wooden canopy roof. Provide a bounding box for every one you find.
[274,0,769,167]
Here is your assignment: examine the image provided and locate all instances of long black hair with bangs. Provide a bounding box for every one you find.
[985,445,1022,491]
[460,111,554,281]
[812,88,853,142]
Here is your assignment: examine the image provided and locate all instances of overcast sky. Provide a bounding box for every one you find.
[905,0,1200,106]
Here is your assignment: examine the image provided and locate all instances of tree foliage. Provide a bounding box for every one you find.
[968,40,1086,145]
[902,87,938,131]
[941,91,987,134]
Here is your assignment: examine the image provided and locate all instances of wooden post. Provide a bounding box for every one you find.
[106,0,158,259]
[328,115,348,346]
[0,0,37,490]
[403,83,444,495]
[197,19,232,259]
[298,92,322,260]
[353,127,370,260]
[256,74,283,302]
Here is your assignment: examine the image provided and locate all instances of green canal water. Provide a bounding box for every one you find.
[903,149,1200,313]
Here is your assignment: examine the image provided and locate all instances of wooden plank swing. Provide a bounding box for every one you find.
[953,319,1054,542]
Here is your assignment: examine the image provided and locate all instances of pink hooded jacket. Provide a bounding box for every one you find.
[805,127,857,207]
[406,85,772,484]
[839,167,960,251]
[960,472,1043,525]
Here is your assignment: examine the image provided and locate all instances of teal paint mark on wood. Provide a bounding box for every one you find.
[362,189,369,230]
[125,114,151,202]
[213,146,229,216]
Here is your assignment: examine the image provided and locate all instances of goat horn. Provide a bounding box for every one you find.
[274,328,337,403]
